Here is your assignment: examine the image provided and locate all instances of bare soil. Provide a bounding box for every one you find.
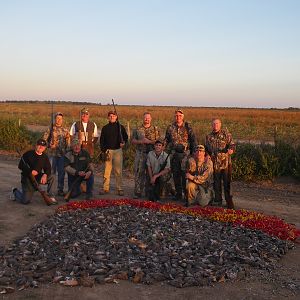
[0,155,299,300]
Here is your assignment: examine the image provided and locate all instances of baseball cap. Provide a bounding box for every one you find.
[175,108,184,114]
[154,138,164,145]
[107,110,117,116]
[81,108,89,114]
[55,112,63,117]
[194,144,205,152]
[36,139,47,147]
[71,138,81,146]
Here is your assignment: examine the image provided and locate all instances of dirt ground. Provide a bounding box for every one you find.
[0,155,299,300]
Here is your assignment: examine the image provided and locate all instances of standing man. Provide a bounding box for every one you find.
[205,118,235,209]
[165,109,196,201]
[43,112,70,196]
[184,145,214,207]
[12,139,57,205]
[64,139,94,200]
[131,112,160,198]
[146,139,171,201]
[99,110,128,196]
[69,108,99,157]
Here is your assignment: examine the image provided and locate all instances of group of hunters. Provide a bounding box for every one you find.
[12,107,235,209]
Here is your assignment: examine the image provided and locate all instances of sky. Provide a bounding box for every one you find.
[0,0,299,108]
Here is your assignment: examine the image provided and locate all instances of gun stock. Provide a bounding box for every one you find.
[64,166,90,202]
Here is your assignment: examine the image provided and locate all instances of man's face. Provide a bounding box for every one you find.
[212,119,221,132]
[175,112,184,125]
[35,145,46,155]
[72,144,81,154]
[55,115,63,126]
[143,113,151,126]
[108,113,117,123]
[81,113,89,123]
[154,143,163,154]
[194,149,205,160]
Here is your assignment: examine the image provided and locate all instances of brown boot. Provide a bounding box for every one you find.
[226,197,235,209]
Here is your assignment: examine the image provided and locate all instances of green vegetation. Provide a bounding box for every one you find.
[0,102,299,181]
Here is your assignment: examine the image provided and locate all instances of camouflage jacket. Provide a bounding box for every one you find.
[43,125,70,157]
[205,128,235,171]
[132,124,160,153]
[165,122,196,153]
[184,156,214,186]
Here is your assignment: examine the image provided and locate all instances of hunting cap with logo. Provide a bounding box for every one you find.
[55,112,63,117]
[154,138,164,145]
[71,138,81,146]
[194,144,205,152]
[36,138,47,147]
[81,108,89,114]
[107,110,117,116]
[175,108,184,114]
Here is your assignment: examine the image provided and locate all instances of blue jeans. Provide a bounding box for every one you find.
[67,174,94,198]
[50,156,65,192]
[14,174,55,205]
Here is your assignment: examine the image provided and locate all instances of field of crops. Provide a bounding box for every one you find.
[1,101,299,145]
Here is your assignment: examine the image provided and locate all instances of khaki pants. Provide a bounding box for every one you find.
[103,148,123,192]
[186,180,214,207]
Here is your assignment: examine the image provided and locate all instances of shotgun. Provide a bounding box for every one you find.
[111,99,124,144]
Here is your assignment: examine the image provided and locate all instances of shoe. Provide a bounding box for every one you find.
[57,190,65,196]
[117,190,124,196]
[133,193,141,199]
[10,188,17,201]
[99,189,109,195]
[49,197,58,205]
[86,193,93,200]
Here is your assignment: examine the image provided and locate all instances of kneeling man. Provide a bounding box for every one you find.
[64,139,94,200]
[184,145,214,207]
[146,139,171,201]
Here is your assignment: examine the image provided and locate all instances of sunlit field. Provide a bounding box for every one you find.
[1,101,299,145]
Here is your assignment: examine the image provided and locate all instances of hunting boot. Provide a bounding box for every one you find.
[226,196,234,209]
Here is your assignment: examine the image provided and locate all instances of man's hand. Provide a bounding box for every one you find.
[78,171,86,177]
[40,174,47,184]
[84,171,92,179]
[150,174,159,185]
[228,149,234,155]
[186,172,193,181]
[32,170,38,176]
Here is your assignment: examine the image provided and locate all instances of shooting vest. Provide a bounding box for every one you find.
[74,121,95,144]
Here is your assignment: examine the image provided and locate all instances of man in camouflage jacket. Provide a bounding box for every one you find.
[165,109,196,201]
[205,118,235,209]
[43,112,70,196]
[131,112,160,198]
[184,145,214,207]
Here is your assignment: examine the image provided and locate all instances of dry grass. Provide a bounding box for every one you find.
[1,102,299,145]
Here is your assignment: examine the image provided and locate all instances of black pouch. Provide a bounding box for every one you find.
[99,150,111,162]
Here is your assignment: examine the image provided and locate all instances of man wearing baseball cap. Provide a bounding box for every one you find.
[69,107,99,157]
[184,144,214,207]
[43,112,70,196]
[11,139,57,205]
[165,108,196,201]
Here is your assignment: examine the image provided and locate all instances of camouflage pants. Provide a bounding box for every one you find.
[186,180,214,207]
[134,151,149,195]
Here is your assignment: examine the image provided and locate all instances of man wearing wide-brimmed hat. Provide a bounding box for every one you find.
[165,108,196,201]
[184,144,214,207]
